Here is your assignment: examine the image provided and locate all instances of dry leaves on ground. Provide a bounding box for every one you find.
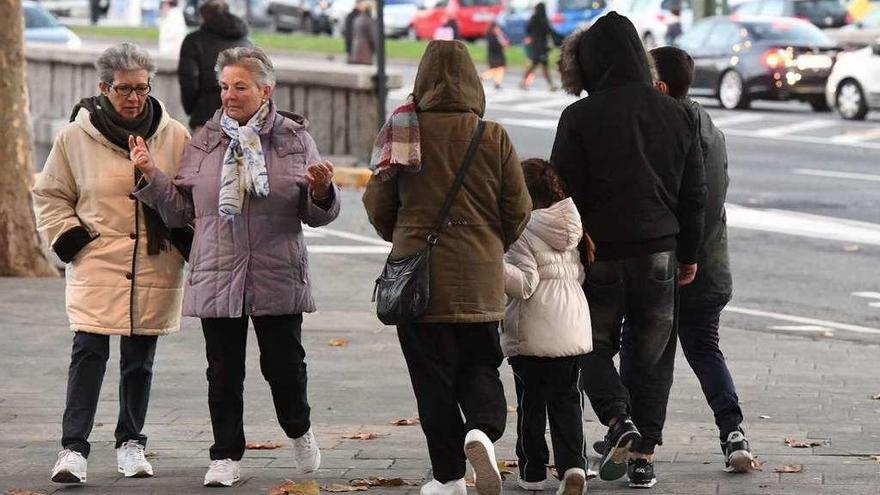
[328,338,350,347]
[144,451,159,458]
[322,484,368,492]
[5,490,45,495]
[343,432,378,440]
[269,480,320,495]
[871,393,880,400]
[465,478,475,487]
[390,417,420,426]
[506,405,517,413]
[751,458,766,471]
[861,455,880,463]
[774,464,804,474]
[246,441,284,450]
[759,415,772,419]
[843,244,862,252]
[497,460,518,478]
[784,438,827,448]
[350,477,418,488]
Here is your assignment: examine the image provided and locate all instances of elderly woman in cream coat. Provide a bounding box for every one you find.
[32,43,190,485]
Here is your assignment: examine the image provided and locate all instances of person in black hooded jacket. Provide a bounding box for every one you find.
[550,12,706,489]
[177,0,252,130]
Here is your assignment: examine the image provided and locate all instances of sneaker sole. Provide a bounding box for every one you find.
[296,450,322,474]
[118,466,154,478]
[599,430,641,481]
[464,440,502,495]
[628,478,657,489]
[51,470,85,484]
[204,475,240,487]
[726,450,755,473]
[560,474,586,495]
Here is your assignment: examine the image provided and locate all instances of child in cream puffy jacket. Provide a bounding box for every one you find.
[503,158,592,495]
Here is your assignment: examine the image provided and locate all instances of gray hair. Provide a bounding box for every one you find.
[215,46,276,88]
[94,43,157,84]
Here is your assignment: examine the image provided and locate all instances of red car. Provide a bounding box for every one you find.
[410,0,504,41]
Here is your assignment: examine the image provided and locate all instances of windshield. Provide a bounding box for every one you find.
[24,5,60,28]
[745,20,834,45]
[559,0,605,10]
[793,0,846,17]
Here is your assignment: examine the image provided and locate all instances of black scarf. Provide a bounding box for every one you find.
[70,95,170,256]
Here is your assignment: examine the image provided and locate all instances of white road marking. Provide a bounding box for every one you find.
[497,117,558,130]
[725,203,880,246]
[304,226,392,247]
[870,302,880,308]
[829,128,880,144]
[768,325,834,332]
[852,291,880,299]
[725,306,880,335]
[792,168,880,182]
[754,119,838,137]
[710,114,766,127]
[303,230,326,238]
[308,245,391,254]
[723,128,880,150]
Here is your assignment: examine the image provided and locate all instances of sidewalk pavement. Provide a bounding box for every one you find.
[1,271,879,494]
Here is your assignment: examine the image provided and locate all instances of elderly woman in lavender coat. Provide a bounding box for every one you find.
[130,46,339,488]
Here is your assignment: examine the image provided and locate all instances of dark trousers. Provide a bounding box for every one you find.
[678,301,743,440]
[201,314,310,461]
[396,321,507,483]
[580,251,677,454]
[61,332,158,458]
[510,356,586,482]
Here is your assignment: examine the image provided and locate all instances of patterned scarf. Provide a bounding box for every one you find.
[369,95,420,182]
[218,101,272,219]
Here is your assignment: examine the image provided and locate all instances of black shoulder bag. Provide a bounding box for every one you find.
[372,120,486,326]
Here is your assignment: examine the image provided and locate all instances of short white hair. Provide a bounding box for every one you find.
[94,43,156,84]
[215,46,276,88]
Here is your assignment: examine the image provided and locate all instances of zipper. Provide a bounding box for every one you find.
[129,183,140,336]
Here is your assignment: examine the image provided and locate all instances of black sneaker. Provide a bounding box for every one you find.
[627,458,657,488]
[598,417,642,481]
[722,430,754,473]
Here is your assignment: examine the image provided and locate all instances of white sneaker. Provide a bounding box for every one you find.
[51,449,87,484]
[117,440,154,478]
[420,478,467,495]
[463,429,502,495]
[292,429,321,473]
[555,468,586,495]
[204,459,241,487]
[517,478,549,490]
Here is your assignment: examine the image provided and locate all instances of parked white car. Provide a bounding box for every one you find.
[826,40,880,119]
[609,0,693,47]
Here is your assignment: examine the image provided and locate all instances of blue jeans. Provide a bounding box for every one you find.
[677,301,743,440]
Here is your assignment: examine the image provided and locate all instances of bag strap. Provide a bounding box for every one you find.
[427,119,486,246]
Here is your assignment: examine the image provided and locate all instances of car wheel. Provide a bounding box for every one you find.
[836,79,868,120]
[718,70,750,110]
[642,32,656,49]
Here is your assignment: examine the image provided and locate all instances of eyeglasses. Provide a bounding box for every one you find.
[110,84,151,97]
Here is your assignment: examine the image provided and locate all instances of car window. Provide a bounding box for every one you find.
[24,5,60,28]
[745,19,835,45]
[676,18,714,50]
[760,0,785,16]
[559,0,605,10]
[793,0,845,18]
[705,20,741,49]
[460,0,501,6]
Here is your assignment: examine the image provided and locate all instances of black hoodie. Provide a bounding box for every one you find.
[177,11,252,129]
[551,12,706,264]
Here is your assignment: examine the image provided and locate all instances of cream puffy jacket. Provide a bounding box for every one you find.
[502,198,592,358]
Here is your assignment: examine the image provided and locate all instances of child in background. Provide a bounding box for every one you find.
[502,158,592,495]
[482,21,509,90]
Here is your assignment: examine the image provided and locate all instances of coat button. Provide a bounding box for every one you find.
[128,193,136,200]
[125,272,133,280]
[129,233,137,239]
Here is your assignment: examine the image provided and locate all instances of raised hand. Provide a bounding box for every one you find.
[306,160,335,200]
[129,135,157,180]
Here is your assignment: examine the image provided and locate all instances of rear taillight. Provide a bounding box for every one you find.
[846,13,854,24]
[552,12,564,24]
[761,48,793,69]
[794,14,809,21]
[656,13,667,22]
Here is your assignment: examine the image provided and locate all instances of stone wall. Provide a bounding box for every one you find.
[25,43,402,169]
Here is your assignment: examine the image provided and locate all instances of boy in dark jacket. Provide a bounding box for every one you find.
[551,12,706,489]
[650,45,755,474]
[177,0,251,130]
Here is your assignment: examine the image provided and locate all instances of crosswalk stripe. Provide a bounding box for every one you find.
[755,119,838,137]
[829,128,880,144]
[792,168,880,182]
[711,114,766,127]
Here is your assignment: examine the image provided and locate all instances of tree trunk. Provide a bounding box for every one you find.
[0,0,57,276]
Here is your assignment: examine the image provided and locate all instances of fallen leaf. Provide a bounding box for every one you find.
[349,477,418,487]
[322,485,368,492]
[774,464,803,474]
[499,459,518,468]
[5,490,45,495]
[329,338,350,347]
[871,393,880,400]
[843,244,861,252]
[785,438,826,448]
[246,441,284,450]
[506,405,517,413]
[390,417,420,426]
[269,479,320,495]
[751,458,766,471]
[343,432,378,440]
[759,415,772,420]
[861,455,880,463]
[144,451,159,458]
[465,478,475,487]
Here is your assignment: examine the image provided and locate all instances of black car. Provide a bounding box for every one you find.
[731,0,851,29]
[676,16,840,111]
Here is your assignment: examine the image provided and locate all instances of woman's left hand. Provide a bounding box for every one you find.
[306,160,335,200]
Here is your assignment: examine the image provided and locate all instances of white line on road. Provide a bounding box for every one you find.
[308,245,391,254]
[723,128,880,150]
[304,226,392,247]
[792,168,880,182]
[754,119,838,137]
[768,325,834,332]
[852,292,880,299]
[725,203,880,246]
[724,305,880,335]
[497,117,558,130]
[710,114,766,127]
[829,128,880,143]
